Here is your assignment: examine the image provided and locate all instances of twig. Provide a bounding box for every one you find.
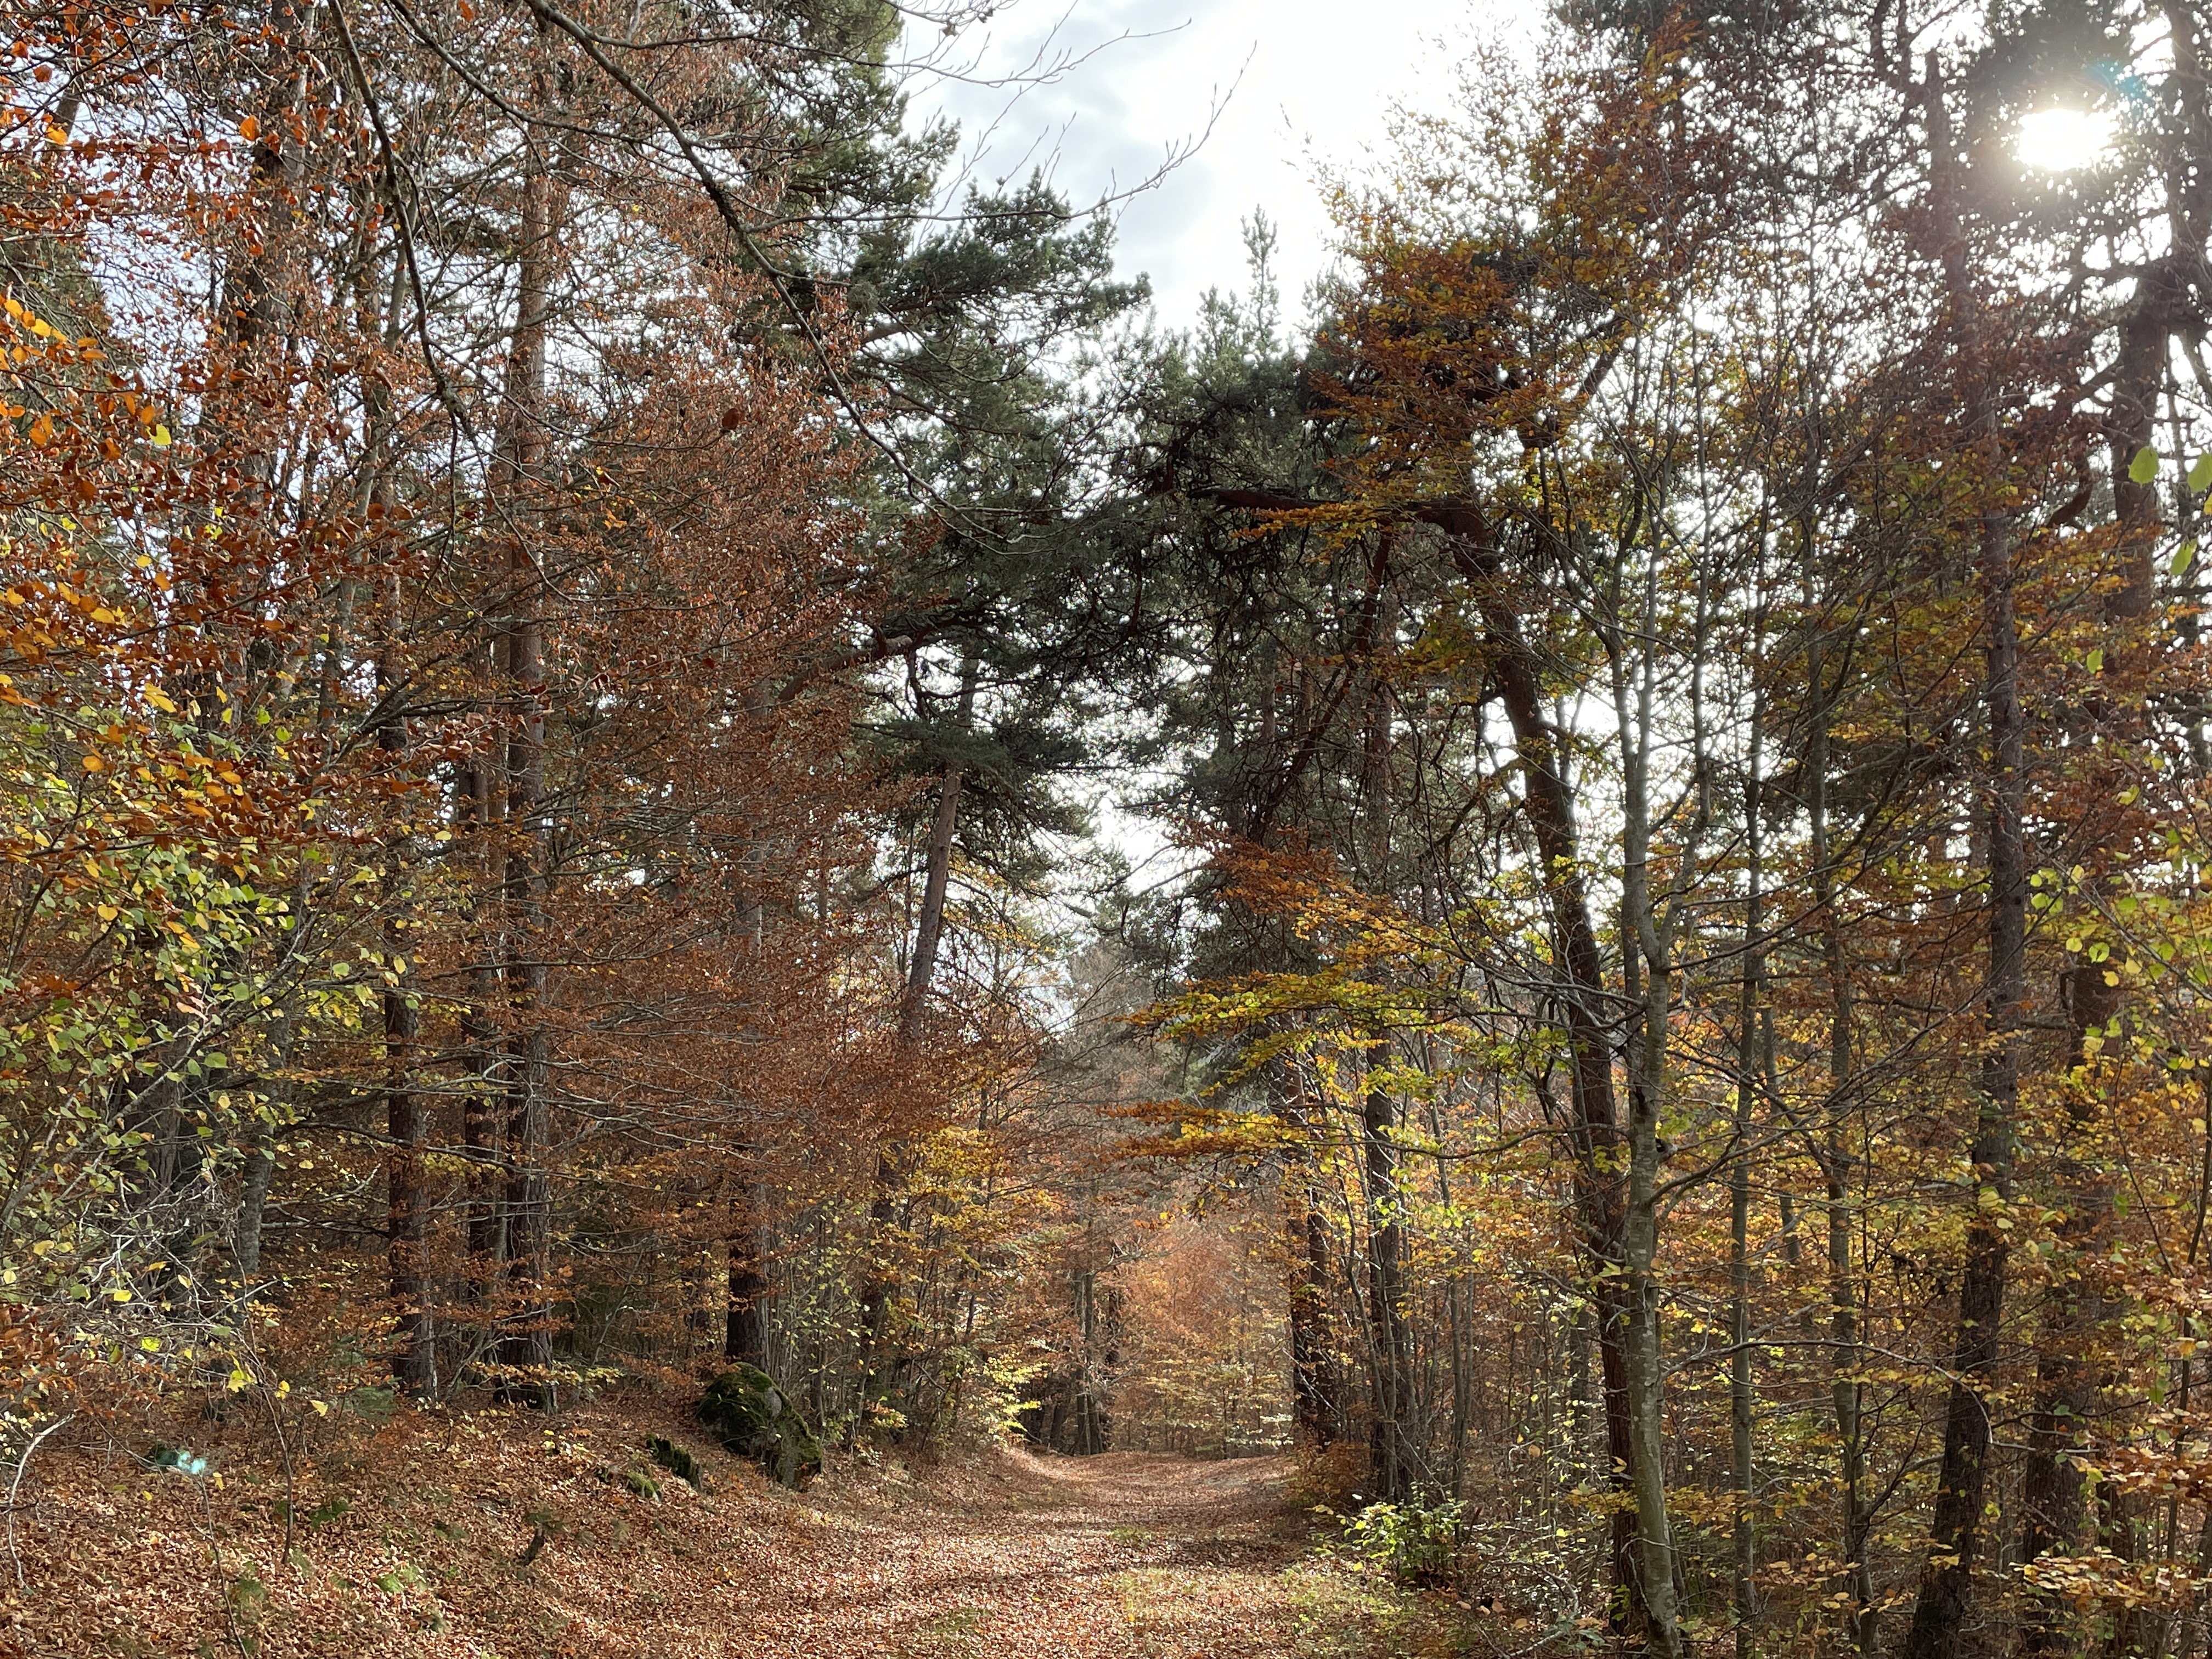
[195,1478,256,1659]
[7,1413,72,1588]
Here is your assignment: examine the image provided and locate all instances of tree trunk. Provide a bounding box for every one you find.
[1362,1048,1409,1500]
[1464,558,1637,1621]
[1355,567,1410,1500]
[490,88,565,1405]
[1803,500,1877,1652]
[898,764,964,1045]
[386,963,433,1393]
[726,1226,770,1370]
[1619,748,1687,1659]
[1278,1048,1340,1446]
[863,661,979,1403]
[234,1141,276,1282]
[1731,723,1763,1659]
[2023,138,2175,1658]
[1904,58,2025,1659]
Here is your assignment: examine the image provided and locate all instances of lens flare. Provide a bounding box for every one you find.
[2016,107,2115,172]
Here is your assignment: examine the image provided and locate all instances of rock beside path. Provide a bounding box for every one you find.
[698,1364,823,1489]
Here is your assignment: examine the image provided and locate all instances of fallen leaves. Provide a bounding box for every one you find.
[8,1391,1469,1658]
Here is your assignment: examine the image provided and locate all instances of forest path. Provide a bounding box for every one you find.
[735,1447,1449,1659]
[21,1407,1477,1658]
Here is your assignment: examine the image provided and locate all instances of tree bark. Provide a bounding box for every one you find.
[1279,1057,1340,1447]
[726,1225,770,1370]
[1362,1046,1409,1500]
[1356,563,1410,1500]
[1904,58,2025,1659]
[1446,524,1638,1626]
[1615,561,1693,1659]
[2021,118,2179,1656]
[1731,713,1763,1659]
[898,764,964,1046]
[864,661,979,1403]
[386,957,433,1393]
[490,77,565,1403]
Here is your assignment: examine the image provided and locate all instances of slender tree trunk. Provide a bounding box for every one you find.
[1796,487,1878,1651]
[1362,1046,1409,1500]
[234,1142,276,1282]
[1731,712,1764,1659]
[1616,586,1693,1659]
[864,661,979,1402]
[217,0,311,1289]
[1904,59,2026,1659]
[2023,143,2174,1659]
[1356,567,1410,1500]
[899,765,963,1046]
[386,954,433,1393]
[490,88,565,1403]
[2020,966,2116,1656]
[1280,1058,1339,1447]
[461,775,506,1304]
[1469,574,1637,1621]
[1451,533,1645,1628]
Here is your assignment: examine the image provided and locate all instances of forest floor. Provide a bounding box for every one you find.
[13,1386,1477,1659]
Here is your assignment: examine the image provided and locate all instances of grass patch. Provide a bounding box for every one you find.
[900,1606,988,1659]
[1282,1561,1477,1658]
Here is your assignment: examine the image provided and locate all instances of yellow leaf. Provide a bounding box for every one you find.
[309,1399,329,1417]
[227,1367,250,1392]
[139,1337,161,1352]
[81,754,104,772]
[96,905,118,922]
[151,425,171,447]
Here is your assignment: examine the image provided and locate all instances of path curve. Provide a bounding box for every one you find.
[756,1449,1316,1658]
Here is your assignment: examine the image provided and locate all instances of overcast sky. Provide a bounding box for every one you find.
[902,1,1540,331]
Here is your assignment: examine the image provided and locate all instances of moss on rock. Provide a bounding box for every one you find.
[697,1366,822,1489]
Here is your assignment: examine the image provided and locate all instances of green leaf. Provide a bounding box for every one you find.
[2087,647,2105,673]
[2178,540,2199,577]
[2190,454,2212,493]
[2131,445,2161,484]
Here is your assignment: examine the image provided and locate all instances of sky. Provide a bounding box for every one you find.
[900,0,1541,331]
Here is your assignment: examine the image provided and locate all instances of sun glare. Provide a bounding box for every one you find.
[2016,106,2115,172]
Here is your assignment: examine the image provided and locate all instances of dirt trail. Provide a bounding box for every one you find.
[761,1451,1319,1658]
[24,1409,1467,1659]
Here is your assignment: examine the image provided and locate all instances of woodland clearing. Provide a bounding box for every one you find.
[8,1394,1472,1659]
